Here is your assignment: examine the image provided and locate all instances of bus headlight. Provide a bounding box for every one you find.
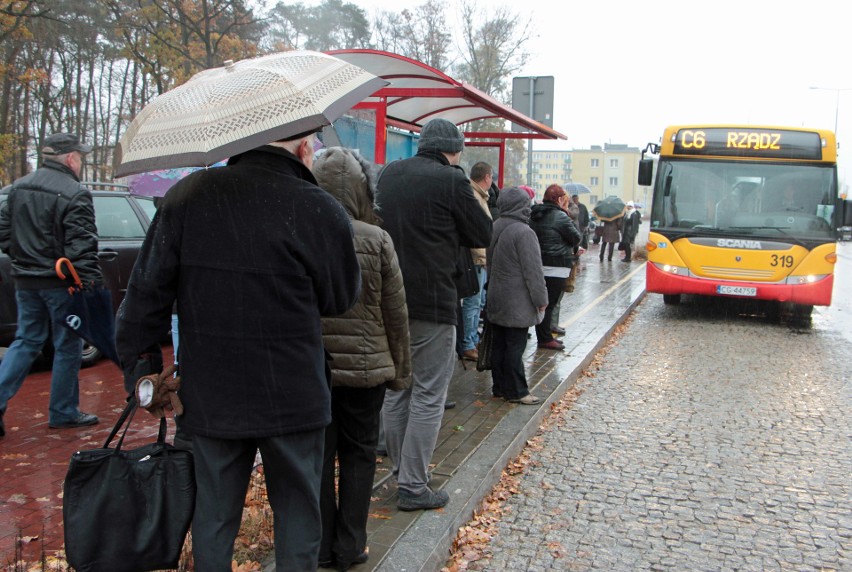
[786,274,827,285]
[654,262,687,275]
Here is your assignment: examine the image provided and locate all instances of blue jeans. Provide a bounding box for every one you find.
[460,265,487,351]
[0,288,83,424]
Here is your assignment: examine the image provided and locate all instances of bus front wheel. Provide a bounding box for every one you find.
[663,294,681,305]
[792,304,813,320]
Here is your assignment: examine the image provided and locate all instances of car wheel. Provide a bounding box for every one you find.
[81,342,103,368]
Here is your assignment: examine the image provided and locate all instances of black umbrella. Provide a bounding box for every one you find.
[593,196,627,221]
[55,258,120,366]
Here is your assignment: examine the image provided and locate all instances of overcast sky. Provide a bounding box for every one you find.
[317,0,852,181]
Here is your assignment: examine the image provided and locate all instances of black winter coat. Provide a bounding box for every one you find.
[115,146,361,439]
[377,150,492,325]
[0,160,101,288]
[529,202,582,267]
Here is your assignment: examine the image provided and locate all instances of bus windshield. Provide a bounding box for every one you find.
[650,159,836,240]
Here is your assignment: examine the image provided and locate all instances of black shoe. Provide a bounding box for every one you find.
[318,557,336,569]
[49,412,99,429]
[336,551,369,571]
[398,487,449,511]
[0,411,5,437]
[551,326,566,335]
[444,401,456,410]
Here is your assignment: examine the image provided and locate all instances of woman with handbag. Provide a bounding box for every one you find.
[485,187,548,405]
[528,184,582,350]
[313,147,412,572]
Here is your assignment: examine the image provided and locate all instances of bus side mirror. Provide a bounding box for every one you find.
[638,158,654,186]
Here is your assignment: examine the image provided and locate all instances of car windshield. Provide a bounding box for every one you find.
[650,159,837,240]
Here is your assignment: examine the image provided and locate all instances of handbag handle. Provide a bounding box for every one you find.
[103,397,168,452]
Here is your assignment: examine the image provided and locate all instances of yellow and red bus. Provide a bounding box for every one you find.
[638,125,840,318]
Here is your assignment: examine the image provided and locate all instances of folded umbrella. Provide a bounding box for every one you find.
[114,50,388,177]
[593,196,627,221]
[55,258,120,366]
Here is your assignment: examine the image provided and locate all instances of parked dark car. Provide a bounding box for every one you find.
[0,183,157,366]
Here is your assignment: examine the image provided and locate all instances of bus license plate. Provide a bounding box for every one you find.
[717,285,757,297]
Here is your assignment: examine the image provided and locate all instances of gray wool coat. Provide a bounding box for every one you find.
[485,188,548,328]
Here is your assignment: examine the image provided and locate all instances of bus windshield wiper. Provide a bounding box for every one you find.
[729,226,807,248]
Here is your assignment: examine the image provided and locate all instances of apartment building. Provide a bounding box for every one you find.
[519,143,644,206]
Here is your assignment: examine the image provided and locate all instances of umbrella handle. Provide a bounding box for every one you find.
[55,257,83,288]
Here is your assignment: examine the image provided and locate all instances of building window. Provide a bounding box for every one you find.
[590,176,599,186]
[591,158,599,168]
[609,177,618,186]
[610,158,619,167]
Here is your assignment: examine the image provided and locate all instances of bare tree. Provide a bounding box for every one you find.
[372,0,452,72]
[454,1,532,185]
[455,0,531,101]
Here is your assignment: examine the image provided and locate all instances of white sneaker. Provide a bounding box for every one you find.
[509,394,540,405]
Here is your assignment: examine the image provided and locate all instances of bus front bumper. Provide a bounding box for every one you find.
[646,263,834,306]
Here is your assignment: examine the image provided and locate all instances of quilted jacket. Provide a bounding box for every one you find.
[314,147,412,390]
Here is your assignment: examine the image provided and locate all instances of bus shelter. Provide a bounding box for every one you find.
[326,49,566,187]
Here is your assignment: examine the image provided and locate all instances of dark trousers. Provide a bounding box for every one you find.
[535,276,566,343]
[600,242,615,261]
[623,241,633,261]
[320,384,386,567]
[490,324,530,400]
[192,429,325,571]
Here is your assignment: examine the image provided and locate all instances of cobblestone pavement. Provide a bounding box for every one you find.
[477,296,852,571]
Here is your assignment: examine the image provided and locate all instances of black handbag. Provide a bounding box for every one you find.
[63,400,195,572]
[476,318,494,372]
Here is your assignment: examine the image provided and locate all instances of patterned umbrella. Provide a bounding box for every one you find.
[114,50,387,177]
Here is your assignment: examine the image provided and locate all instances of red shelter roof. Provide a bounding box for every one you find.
[327,49,566,185]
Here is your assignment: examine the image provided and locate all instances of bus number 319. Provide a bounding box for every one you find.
[770,254,794,267]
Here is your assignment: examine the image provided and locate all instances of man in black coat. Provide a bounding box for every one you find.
[0,133,101,436]
[377,118,492,511]
[115,131,361,570]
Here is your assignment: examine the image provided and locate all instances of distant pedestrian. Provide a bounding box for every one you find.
[459,161,494,362]
[620,201,641,262]
[529,184,581,350]
[0,133,101,436]
[599,217,621,262]
[377,118,492,511]
[486,187,548,405]
[573,194,590,250]
[116,129,361,570]
[313,147,412,571]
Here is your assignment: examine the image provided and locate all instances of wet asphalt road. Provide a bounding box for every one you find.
[471,245,852,571]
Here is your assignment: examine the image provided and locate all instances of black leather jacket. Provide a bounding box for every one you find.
[0,160,101,288]
[529,201,582,267]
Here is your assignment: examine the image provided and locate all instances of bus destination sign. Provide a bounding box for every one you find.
[672,128,822,160]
